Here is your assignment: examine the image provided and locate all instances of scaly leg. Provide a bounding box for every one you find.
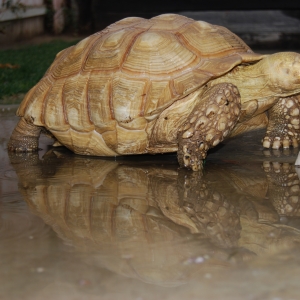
[263,161,300,218]
[177,83,241,171]
[7,117,41,152]
[263,96,300,149]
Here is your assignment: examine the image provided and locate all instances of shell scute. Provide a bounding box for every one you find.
[144,80,173,116]
[177,21,250,57]
[122,31,198,77]
[44,77,69,131]
[173,69,213,96]
[49,34,100,79]
[63,72,94,132]
[84,28,142,73]
[116,125,148,154]
[148,14,194,31]
[101,130,117,151]
[112,75,148,122]
[44,46,74,77]
[194,54,243,77]
[107,16,147,31]
[17,76,53,125]
[51,128,117,156]
[87,72,116,131]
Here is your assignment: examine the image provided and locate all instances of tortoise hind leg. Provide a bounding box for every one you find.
[8,117,41,152]
[177,83,241,171]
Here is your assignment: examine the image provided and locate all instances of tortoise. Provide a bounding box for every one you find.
[7,14,300,171]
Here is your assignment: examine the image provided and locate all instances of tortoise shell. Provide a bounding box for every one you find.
[17,14,258,156]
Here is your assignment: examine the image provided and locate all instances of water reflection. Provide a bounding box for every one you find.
[8,150,300,286]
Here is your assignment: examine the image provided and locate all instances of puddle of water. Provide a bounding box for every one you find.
[1,106,300,299]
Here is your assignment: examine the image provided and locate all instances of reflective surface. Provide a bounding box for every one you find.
[2,106,300,300]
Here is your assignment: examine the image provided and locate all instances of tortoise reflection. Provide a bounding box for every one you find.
[9,151,300,285]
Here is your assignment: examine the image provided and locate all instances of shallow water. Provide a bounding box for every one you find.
[1,105,300,300]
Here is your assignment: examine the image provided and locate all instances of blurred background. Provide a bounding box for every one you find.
[1,0,300,48]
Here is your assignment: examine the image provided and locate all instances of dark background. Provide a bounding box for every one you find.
[74,0,300,32]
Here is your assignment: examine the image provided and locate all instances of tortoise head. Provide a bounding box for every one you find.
[265,52,300,95]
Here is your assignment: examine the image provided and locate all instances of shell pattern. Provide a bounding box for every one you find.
[18,14,253,156]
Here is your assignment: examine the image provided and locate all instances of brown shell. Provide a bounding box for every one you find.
[17,14,259,156]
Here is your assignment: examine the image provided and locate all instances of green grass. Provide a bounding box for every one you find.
[0,39,79,104]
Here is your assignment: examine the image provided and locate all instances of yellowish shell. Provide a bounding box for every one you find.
[17,14,255,156]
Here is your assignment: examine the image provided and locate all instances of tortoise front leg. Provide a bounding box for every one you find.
[177,83,241,171]
[8,117,41,152]
[263,96,300,149]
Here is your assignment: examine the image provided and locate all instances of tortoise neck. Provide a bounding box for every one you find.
[211,62,271,102]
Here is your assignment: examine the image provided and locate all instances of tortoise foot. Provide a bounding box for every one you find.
[263,161,300,217]
[263,96,300,149]
[7,118,41,152]
[177,83,241,171]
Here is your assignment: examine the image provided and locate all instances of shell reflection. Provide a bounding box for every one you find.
[9,151,300,285]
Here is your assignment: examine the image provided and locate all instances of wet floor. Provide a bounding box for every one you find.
[2,105,300,300]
